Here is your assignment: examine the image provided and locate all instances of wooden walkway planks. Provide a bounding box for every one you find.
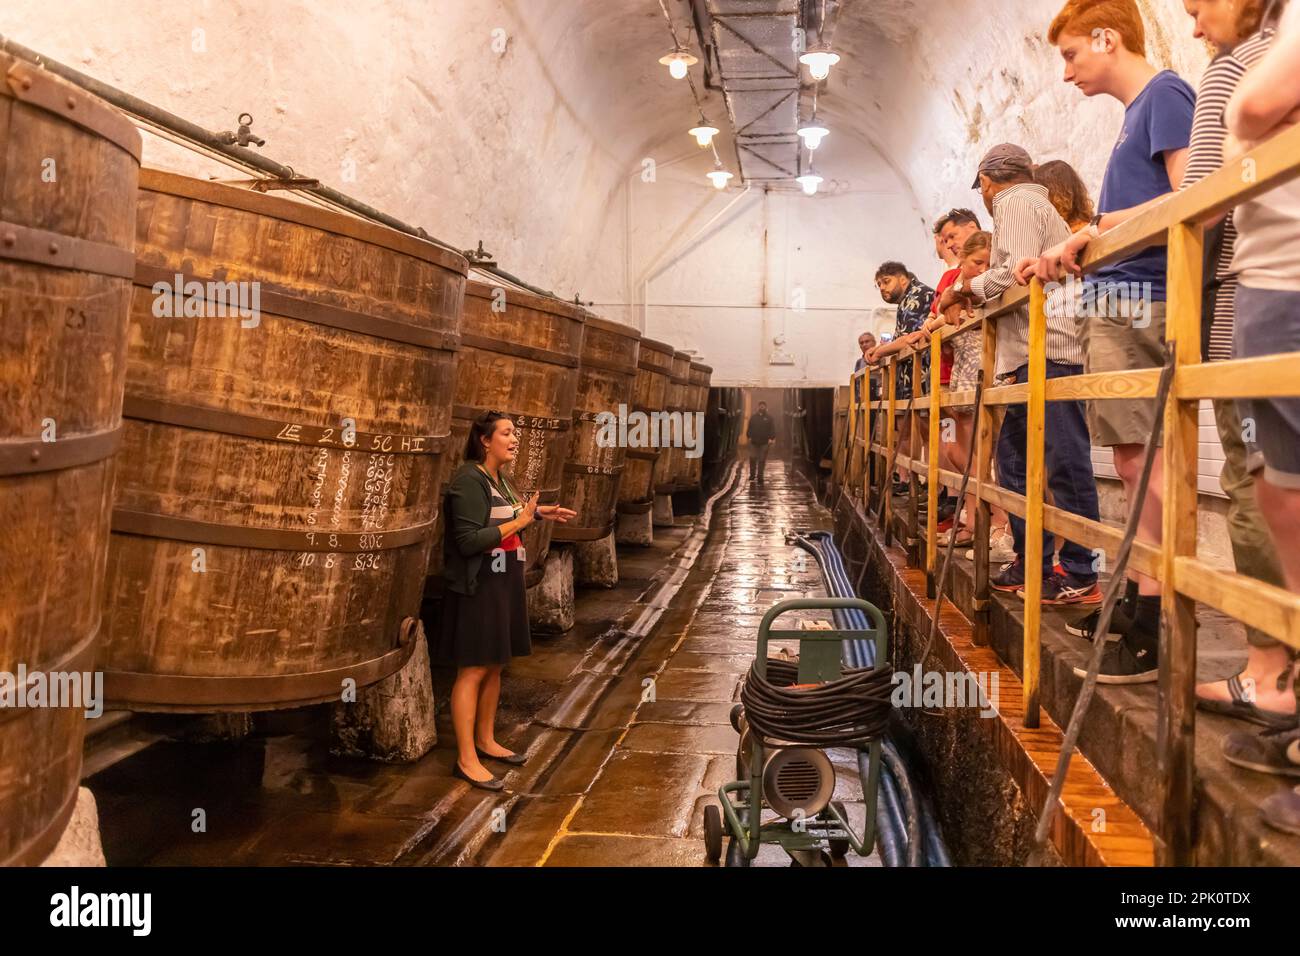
[877,536,1157,867]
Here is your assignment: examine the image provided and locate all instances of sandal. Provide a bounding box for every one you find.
[1196,673,1297,730]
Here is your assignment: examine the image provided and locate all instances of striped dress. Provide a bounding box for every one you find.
[1181,30,1274,361]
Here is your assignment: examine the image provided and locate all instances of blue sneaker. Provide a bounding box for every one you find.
[991,559,1025,592]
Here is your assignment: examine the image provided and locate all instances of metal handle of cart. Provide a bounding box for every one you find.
[718,597,889,863]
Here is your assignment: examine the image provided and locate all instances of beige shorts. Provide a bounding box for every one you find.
[1075,295,1167,448]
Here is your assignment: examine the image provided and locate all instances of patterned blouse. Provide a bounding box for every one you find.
[893,277,935,399]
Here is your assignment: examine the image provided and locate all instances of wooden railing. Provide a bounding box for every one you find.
[837,120,1300,865]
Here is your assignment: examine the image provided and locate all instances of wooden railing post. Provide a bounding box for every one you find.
[1158,222,1204,866]
[1023,280,1048,728]
[927,332,942,597]
[884,357,897,547]
[848,372,861,497]
[908,350,923,565]
[973,315,997,646]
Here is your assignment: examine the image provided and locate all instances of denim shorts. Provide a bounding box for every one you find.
[1235,284,1300,488]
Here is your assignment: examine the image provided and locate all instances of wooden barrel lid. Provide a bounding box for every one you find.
[140,168,468,274]
[464,277,588,322]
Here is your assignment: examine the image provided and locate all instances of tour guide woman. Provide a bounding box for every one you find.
[438,411,575,790]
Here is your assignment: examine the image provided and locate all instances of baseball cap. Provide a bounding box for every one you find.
[972,144,1034,188]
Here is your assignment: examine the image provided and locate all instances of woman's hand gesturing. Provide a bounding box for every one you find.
[517,493,541,528]
[536,504,577,524]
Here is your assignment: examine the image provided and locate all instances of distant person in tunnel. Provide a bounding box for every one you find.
[746,400,776,485]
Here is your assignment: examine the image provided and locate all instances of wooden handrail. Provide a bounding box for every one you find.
[843,119,1300,865]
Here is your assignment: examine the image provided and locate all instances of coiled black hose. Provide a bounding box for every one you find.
[740,658,894,750]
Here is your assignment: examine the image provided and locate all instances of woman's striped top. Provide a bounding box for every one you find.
[1181,29,1274,361]
[479,466,524,553]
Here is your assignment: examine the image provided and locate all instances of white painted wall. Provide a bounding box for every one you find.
[1,0,1212,391]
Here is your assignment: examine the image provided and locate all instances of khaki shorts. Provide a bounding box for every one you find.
[1075,293,1167,448]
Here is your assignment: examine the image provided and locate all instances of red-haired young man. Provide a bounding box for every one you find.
[1018,0,1195,683]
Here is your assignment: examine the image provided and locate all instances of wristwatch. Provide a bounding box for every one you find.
[1087,214,1103,239]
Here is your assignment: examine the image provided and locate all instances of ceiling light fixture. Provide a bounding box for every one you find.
[689,118,720,148]
[797,125,829,150]
[659,47,698,80]
[799,43,840,81]
[796,168,823,196]
[706,162,733,190]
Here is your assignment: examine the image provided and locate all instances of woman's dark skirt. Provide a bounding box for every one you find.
[436,551,532,667]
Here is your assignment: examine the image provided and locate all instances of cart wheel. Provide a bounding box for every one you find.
[703,805,723,863]
[725,836,751,868]
[729,703,744,733]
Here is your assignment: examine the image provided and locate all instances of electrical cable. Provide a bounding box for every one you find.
[740,657,893,750]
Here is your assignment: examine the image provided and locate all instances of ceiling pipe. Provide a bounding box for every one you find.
[0,32,563,302]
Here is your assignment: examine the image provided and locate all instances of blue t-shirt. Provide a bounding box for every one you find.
[1094,70,1195,301]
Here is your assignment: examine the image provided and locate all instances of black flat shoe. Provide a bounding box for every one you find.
[476,746,527,766]
[453,761,505,791]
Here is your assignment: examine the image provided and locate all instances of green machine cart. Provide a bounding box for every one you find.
[704,597,890,867]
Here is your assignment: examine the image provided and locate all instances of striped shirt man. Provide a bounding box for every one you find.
[968,182,1083,376]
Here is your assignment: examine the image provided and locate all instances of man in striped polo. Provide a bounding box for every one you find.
[947,143,1101,607]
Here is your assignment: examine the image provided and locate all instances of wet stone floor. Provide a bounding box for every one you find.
[86,459,880,867]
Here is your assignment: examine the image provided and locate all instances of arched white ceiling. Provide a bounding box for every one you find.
[1,0,1209,347]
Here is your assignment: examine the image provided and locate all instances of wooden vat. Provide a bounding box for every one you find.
[100,170,466,711]
[616,337,675,517]
[551,314,641,543]
[654,350,693,495]
[680,360,712,490]
[0,54,140,862]
[447,278,584,588]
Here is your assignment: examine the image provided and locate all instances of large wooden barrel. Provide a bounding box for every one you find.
[726,387,744,460]
[702,383,736,488]
[0,55,140,864]
[617,337,675,517]
[552,315,641,543]
[680,360,712,491]
[448,279,584,588]
[656,350,693,494]
[99,170,465,712]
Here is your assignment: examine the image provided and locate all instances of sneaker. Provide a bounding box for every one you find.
[891,480,909,496]
[1261,786,1300,835]
[991,559,1025,593]
[1019,571,1102,606]
[1222,723,1300,778]
[1065,605,1132,642]
[989,530,1015,564]
[936,516,955,533]
[939,526,974,547]
[963,530,1015,564]
[1072,633,1158,684]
